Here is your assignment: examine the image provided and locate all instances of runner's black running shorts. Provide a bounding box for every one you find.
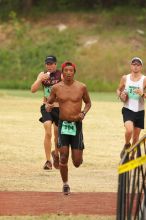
[122,107,144,129]
[39,104,59,126]
[58,120,84,150]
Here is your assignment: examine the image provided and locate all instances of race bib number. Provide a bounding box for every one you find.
[61,121,76,136]
[44,86,52,98]
[128,86,140,100]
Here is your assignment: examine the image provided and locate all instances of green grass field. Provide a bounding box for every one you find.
[0,90,121,192]
[0,89,117,101]
[1,90,145,219]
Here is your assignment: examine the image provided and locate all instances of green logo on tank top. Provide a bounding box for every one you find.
[44,86,52,98]
[128,86,140,100]
[61,121,76,136]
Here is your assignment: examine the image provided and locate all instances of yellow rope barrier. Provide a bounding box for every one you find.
[118,155,146,174]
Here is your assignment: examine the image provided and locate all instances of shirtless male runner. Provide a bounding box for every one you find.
[46,61,91,195]
[117,57,146,159]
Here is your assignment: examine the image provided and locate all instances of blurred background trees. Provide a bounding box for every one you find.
[0,0,146,19]
[0,0,146,91]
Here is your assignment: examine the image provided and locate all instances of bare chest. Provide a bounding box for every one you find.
[56,86,83,102]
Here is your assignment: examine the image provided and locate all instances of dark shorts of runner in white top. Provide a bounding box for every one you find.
[58,120,84,150]
[122,107,145,129]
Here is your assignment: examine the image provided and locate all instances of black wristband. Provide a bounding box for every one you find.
[81,111,86,116]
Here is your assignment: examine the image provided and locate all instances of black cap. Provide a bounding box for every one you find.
[131,57,143,65]
[45,55,57,64]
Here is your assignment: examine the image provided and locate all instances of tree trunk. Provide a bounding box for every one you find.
[22,0,34,11]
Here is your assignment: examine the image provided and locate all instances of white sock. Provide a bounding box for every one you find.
[63,182,68,186]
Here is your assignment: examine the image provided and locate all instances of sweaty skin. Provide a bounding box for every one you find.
[48,81,90,121]
[47,65,91,121]
[46,63,91,194]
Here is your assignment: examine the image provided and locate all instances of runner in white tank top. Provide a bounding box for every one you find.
[124,73,145,112]
[116,57,146,159]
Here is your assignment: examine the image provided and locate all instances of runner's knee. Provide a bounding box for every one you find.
[72,159,82,168]
[60,154,68,165]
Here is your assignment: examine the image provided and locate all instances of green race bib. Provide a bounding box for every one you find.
[61,121,76,136]
[128,86,140,100]
[44,86,52,98]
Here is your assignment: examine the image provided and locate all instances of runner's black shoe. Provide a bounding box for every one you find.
[62,184,70,195]
[43,160,52,170]
[120,143,131,159]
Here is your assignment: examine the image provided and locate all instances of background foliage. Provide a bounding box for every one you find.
[0,0,146,17]
[0,1,146,91]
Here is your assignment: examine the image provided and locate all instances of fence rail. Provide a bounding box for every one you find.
[117,135,146,220]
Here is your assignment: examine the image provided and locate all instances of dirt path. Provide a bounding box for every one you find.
[0,191,116,216]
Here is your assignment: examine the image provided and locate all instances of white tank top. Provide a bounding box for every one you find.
[124,74,145,112]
